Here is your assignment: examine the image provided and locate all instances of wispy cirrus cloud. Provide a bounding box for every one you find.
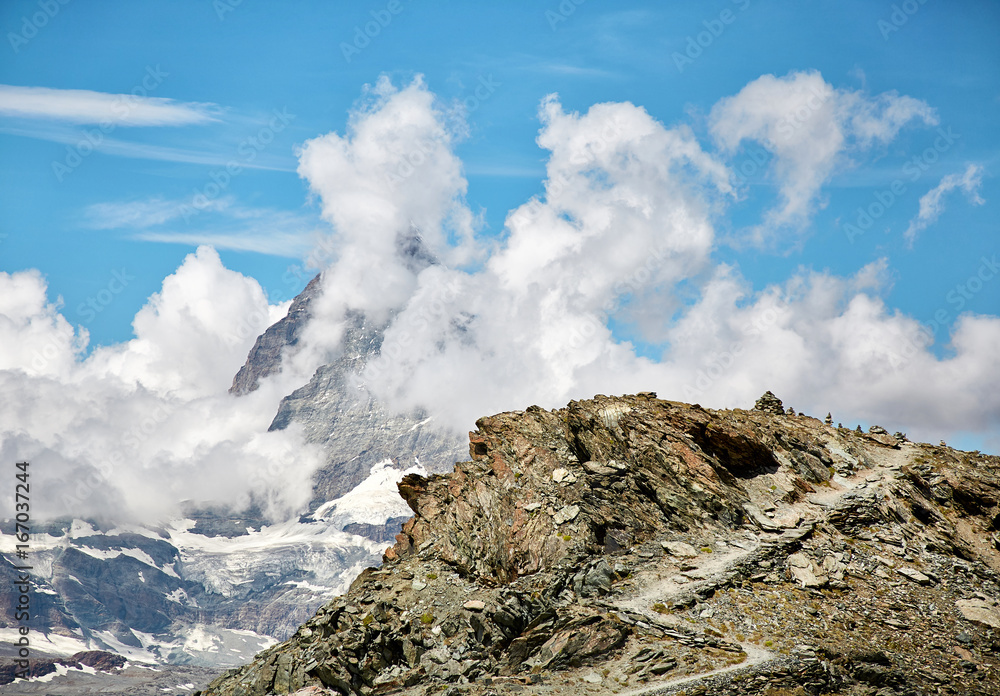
[904,163,985,245]
[84,197,231,229]
[0,84,222,126]
[131,229,315,258]
[0,122,297,171]
[84,197,321,259]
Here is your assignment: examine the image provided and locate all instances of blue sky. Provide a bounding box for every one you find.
[1,0,999,460]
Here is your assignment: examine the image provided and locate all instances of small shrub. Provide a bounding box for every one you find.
[420,613,435,625]
[701,547,713,554]
[362,614,373,626]
[652,603,669,614]
[426,573,438,580]
[562,534,572,541]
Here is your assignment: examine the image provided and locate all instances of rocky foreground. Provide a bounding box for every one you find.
[198,393,1000,696]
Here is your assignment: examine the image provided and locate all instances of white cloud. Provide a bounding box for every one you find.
[709,70,937,242]
[85,198,228,229]
[904,163,985,244]
[0,247,323,523]
[84,197,320,258]
[0,84,221,126]
[289,75,998,450]
[282,75,486,379]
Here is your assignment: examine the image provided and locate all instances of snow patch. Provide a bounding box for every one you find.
[313,458,425,528]
[0,629,90,657]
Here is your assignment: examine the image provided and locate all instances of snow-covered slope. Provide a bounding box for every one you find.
[1,266,466,681]
[0,460,437,668]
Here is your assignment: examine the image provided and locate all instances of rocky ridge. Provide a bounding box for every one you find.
[197,393,1000,696]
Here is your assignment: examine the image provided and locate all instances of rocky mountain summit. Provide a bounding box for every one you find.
[231,265,465,504]
[198,392,1000,696]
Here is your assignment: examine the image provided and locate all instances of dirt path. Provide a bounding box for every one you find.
[618,643,775,696]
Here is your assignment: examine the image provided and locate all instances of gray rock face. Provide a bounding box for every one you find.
[230,274,324,396]
[266,307,465,502]
[200,394,1000,696]
[228,260,466,503]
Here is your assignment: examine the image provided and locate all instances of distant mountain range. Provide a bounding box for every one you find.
[1,251,467,691]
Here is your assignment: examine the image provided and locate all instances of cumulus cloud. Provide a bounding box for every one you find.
[288,74,998,451]
[904,163,985,244]
[280,75,485,378]
[659,262,1000,438]
[709,70,937,242]
[0,247,324,523]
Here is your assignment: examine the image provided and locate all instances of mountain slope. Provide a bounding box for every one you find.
[198,392,1000,696]
[232,268,465,503]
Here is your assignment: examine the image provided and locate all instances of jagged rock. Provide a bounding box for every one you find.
[198,393,1000,696]
[753,390,785,415]
[553,504,580,525]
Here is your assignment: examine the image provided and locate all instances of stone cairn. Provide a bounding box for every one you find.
[753,391,785,415]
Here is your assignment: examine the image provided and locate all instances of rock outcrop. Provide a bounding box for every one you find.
[0,650,125,686]
[197,393,1000,696]
[231,274,324,396]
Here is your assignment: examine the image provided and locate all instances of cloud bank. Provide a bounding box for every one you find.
[0,247,323,523]
[708,70,938,242]
[295,73,999,450]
